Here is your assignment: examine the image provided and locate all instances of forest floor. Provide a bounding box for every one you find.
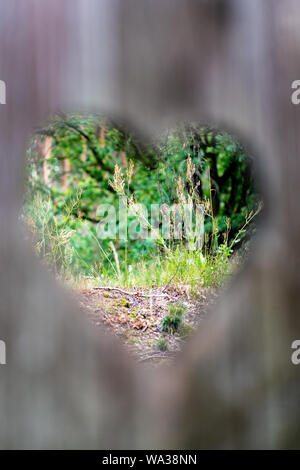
[77,284,221,365]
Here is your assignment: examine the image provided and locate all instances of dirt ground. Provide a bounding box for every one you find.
[77,284,220,365]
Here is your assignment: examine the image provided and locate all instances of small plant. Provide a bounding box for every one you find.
[161,302,187,334]
[179,323,194,337]
[23,193,76,278]
[156,336,169,351]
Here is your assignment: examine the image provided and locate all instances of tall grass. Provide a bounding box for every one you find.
[22,156,261,291]
[23,193,75,278]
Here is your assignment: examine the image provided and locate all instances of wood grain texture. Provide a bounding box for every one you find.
[0,0,300,449]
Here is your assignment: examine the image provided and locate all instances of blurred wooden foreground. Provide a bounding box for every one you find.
[0,0,300,448]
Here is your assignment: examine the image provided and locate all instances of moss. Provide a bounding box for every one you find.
[102,292,114,298]
[129,313,137,319]
[112,298,130,308]
[127,336,138,345]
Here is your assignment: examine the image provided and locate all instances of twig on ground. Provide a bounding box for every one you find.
[138,353,175,363]
[138,350,175,357]
[92,286,170,298]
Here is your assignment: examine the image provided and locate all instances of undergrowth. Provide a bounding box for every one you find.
[23,151,261,291]
[161,303,187,333]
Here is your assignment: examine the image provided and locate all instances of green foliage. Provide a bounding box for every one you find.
[155,124,258,246]
[161,303,187,333]
[25,115,162,277]
[23,115,261,287]
[23,193,76,278]
[156,336,169,351]
[179,323,194,337]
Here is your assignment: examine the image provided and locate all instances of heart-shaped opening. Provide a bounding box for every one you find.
[22,114,262,365]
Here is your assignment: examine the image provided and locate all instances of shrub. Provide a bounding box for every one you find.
[161,303,187,334]
[156,336,169,351]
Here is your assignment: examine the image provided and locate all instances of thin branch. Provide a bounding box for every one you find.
[162,263,181,292]
[92,286,170,298]
[138,352,175,362]
[62,119,113,173]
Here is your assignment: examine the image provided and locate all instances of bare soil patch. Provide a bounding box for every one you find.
[77,285,220,365]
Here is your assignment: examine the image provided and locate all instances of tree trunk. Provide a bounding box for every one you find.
[38,138,52,186]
